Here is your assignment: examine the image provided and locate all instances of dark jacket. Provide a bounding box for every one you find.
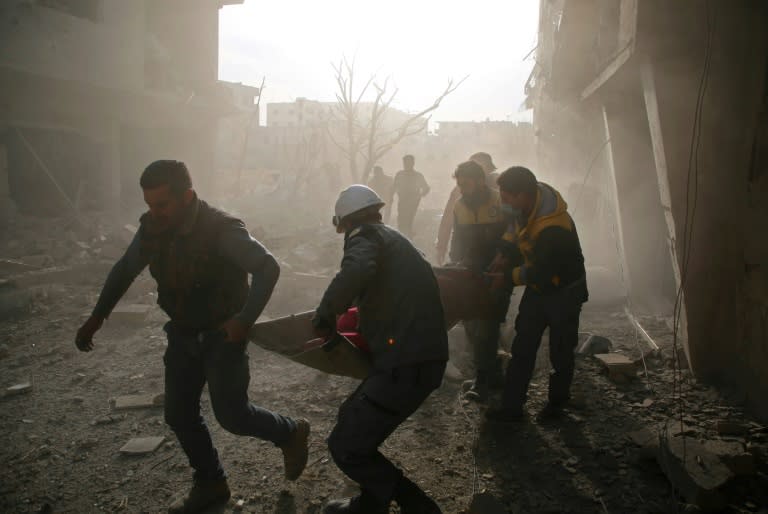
[449,187,506,272]
[139,198,250,330]
[93,195,279,333]
[499,183,588,299]
[316,223,449,370]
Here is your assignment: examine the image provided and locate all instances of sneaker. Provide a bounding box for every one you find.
[280,418,310,481]
[324,494,389,513]
[168,478,230,514]
[485,407,526,424]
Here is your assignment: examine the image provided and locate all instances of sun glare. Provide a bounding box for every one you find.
[219,0,539,122]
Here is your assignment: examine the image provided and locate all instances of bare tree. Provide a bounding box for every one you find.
[327,55,467,182]
[326,56,374,182]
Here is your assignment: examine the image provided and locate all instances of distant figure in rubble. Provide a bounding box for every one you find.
[74,160,310,513]
[449,161,509,402]
[366,165,393,222]
[436,151,498,264]
[313,184,447,514]
[392,154,430,238]
[485,166,588,423]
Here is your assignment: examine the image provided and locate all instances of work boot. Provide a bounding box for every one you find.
[485,406,526,424]
[324,492,389,514]
[279,418,310,481]
[168,478,231,514]
[394,476,443,514]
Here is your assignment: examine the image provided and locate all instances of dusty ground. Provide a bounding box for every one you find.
[1,211,767,514]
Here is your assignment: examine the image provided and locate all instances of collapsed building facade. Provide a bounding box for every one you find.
[0,0,242,222]
[529,0,768,419]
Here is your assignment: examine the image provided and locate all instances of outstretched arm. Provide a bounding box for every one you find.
[91,231,149,320]
[77,231,148,351]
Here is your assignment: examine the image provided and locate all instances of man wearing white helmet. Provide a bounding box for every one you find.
[313,184,448,514]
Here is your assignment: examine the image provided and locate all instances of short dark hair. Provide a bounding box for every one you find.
[140,160,192,195]
[497,166,538,196]
[403,154,415,163]
[453,160,485,182]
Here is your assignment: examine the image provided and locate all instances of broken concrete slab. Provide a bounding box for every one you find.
[0,259,39,276]
[119,436,165,455]
[112,393,164,411]
[715,420,748,436]
[577,334,612,355]
[5,382,32,397]
[108,304,152,325]
[702,440,755,476]
[594,353,636,382]
[657,436,734,512]
[468,491,506,514]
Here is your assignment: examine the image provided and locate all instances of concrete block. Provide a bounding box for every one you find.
[109,304,152,325]
[702,440,755,476]
[119,436,165,455]
[594,353,636,382]
[657,436,734,512]
[112,393,164,411]
[577,335,612,355]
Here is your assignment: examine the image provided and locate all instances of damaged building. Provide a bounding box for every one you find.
[529,0,768,419]
[0,0,242,224]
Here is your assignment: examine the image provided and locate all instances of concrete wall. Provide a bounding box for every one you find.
[0,1,144,89]
[644,2,768,417]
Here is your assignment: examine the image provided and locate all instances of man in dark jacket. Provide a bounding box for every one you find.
[313,184,448,514]
[485,166,588,423]
[75,160,310,513]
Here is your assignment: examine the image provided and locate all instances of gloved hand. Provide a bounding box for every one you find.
[75,315,104,352]
[311,313,336,339]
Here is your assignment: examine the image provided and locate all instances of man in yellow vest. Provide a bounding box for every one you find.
[448,160,508,401]
[435,152,498,264]
[485,166,588,422]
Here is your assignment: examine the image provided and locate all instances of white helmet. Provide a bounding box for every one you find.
[333,184,385,226]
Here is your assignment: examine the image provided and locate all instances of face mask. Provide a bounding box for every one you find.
[501,204,522,219]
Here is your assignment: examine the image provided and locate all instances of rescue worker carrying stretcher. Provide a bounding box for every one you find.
[485,166,588,423]
[312,184,448,514]
[448,160,510,401]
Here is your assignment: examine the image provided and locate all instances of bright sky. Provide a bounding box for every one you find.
[219,0,539,124]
